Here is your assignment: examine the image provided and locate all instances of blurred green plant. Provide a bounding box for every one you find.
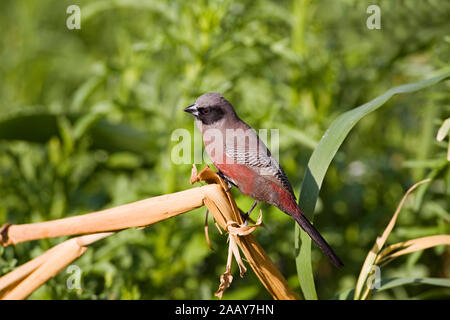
[295,71,450,299]
[353,179,450,300]
[0,0,449,299]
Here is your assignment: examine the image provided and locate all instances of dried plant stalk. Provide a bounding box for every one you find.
[0,165,298,300]
[0,232,114,300]
[191,165,298,300]
[0,242,61,293]
[0,187,214,246]
[3,240,86,300]
[376,235,450,265]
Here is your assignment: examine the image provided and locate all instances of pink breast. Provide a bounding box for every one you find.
[213,155,255,195]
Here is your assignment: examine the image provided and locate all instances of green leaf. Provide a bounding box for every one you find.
[413,160,448,211]
[0,112,153,154]
[106,152,143,169]
[332,277,450,300]
[71,75,106,112]
[278,123,318,150]
[331,288,354,300]
[0,112,59,143]
[73,113,103,141]
[56,116,74,155]
[295,71,450,300]
[83,0,175,22]
[376,277,450,292]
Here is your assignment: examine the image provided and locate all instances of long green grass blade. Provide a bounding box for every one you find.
[295,71,450,300]
[377,277,450,291]
[333,277,450,300]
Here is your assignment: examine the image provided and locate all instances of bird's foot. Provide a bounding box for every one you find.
[240,201,258,225]
[224,183,232,193]
[217,171,234,192]
[240,211,250,222]
[239,211,250,226]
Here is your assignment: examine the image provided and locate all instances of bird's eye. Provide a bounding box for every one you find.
[200,108,210,115]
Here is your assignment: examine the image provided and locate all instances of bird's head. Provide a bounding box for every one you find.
[184,92,237,125]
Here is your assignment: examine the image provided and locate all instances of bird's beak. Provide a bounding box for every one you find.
[184,103,199,117]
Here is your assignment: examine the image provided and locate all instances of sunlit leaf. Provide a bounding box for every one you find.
[377,235,450,265]
[436,118,450,142]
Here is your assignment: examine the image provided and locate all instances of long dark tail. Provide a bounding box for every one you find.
[292,213,344,268]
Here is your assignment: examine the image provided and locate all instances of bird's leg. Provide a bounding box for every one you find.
[240,201,258,222]
[216,171,234,192]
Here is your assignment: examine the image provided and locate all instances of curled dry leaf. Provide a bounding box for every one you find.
[204,209,214,251]
[215,234,236,299]
[214,271,233,299]
[226,211,263,237]
[376,235,450,265]
[228,234,248,278]
[354,178,444,300]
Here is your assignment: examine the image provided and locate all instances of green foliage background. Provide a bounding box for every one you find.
[0,0,449,299]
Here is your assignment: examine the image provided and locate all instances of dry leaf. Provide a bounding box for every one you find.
[204,209,214,251]
[377,235,450,265]
[354,178,431,300]
[1,165,298,300]
[214,271,233,299]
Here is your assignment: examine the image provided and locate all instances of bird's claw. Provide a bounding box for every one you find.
[217,171,233,192]
[240,211,250,226]
[239,201,258,225]
[240,211,249,221]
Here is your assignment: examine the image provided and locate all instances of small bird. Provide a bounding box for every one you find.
[184,92,343,268]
